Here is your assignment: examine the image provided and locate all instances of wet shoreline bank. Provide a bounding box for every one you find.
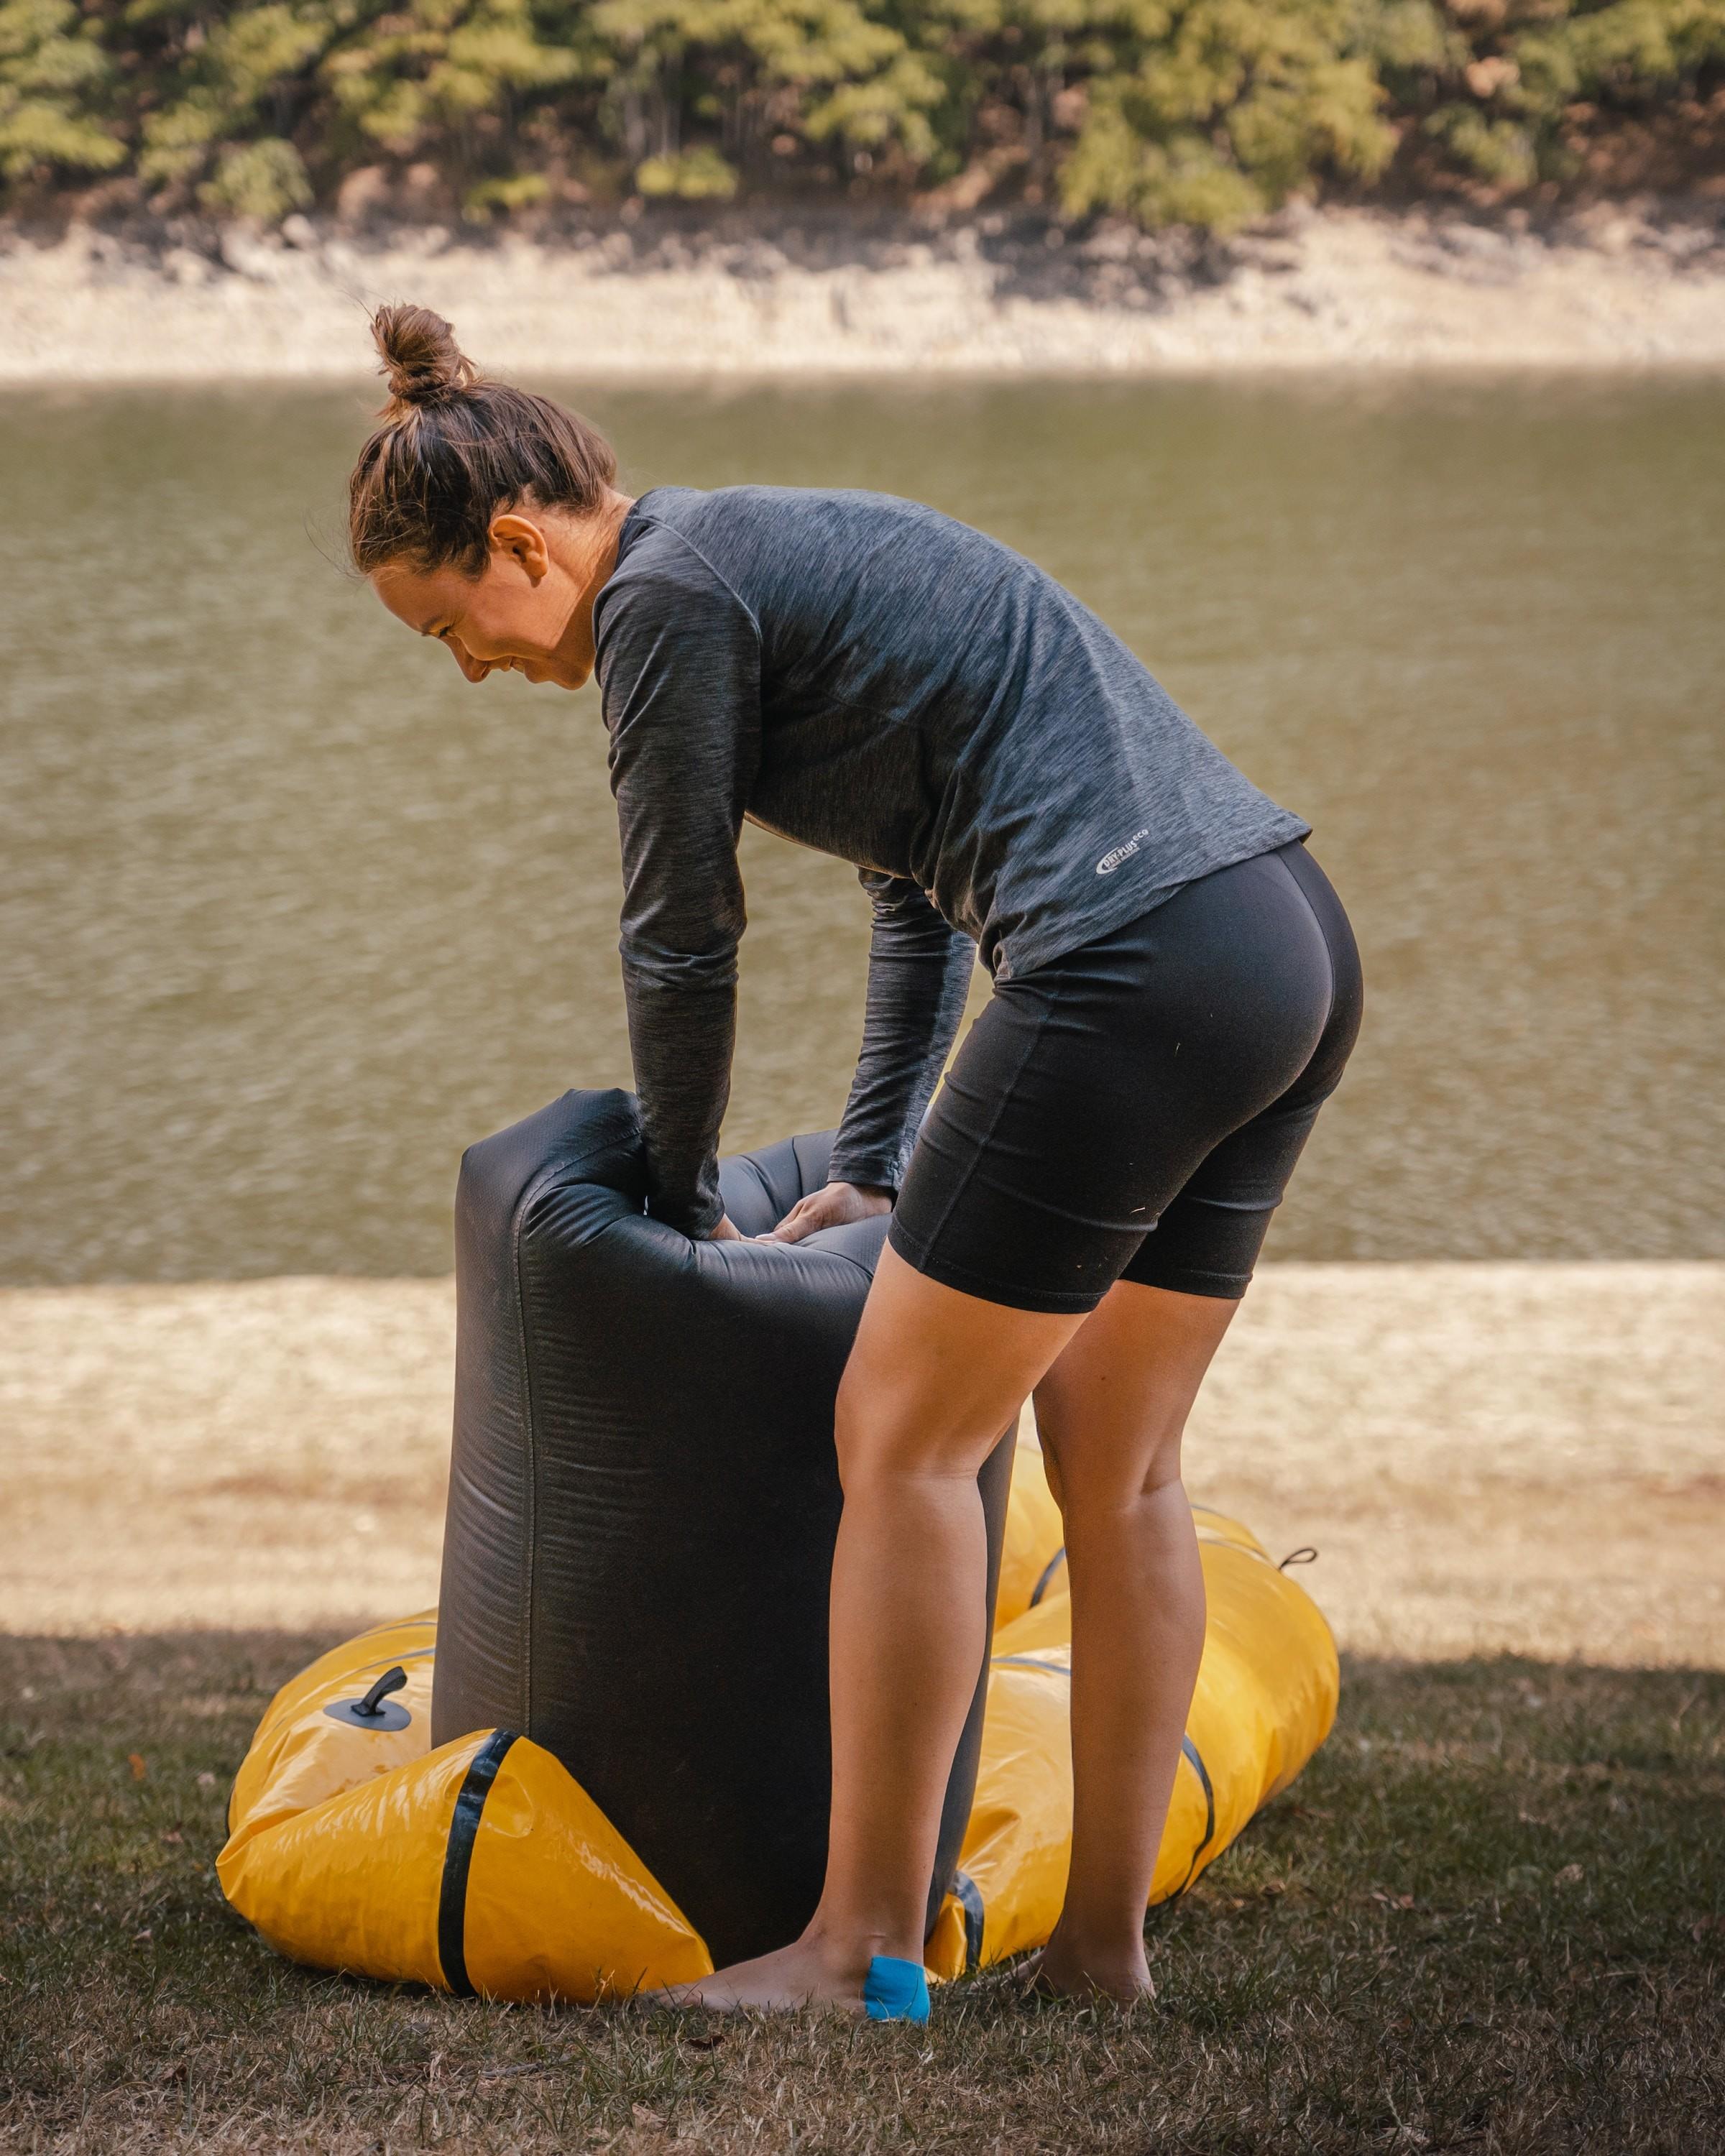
[5,203,1725,380]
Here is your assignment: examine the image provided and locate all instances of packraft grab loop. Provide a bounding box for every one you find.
[322,1664,411,1731]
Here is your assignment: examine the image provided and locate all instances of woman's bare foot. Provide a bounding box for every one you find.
[650,1932,879,2014]
[1025,1929,1156,2003]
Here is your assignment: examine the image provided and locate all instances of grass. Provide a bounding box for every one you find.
[1,1632,1722,2155]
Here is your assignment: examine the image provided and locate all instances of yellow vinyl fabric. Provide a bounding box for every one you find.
[224,1612,439,1848]
[220,1439,1333,1998]
[993,1419,1069,1628]
[924,1473,1338,1978]
[217,1618,712,2001]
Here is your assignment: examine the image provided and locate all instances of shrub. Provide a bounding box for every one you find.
[3,0,1721,231]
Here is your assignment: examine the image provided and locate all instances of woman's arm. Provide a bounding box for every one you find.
[596,548,763,1239]
[765,872,971,1243]
[828,871,975,1192]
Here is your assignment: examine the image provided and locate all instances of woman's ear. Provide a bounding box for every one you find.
[489,512,551,580]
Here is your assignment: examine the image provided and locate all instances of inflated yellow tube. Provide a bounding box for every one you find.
[218,1616,712,2001]
[219,1444,1335,1998]
[924,1501,1338,1976]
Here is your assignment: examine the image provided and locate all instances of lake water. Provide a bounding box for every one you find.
[3,374,1721,1283]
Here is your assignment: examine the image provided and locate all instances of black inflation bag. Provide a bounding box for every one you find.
[432,1087,1015,1966]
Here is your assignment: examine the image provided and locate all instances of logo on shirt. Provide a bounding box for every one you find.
[1095,829,1151,875]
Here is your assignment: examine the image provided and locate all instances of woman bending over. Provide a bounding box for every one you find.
[350,306,1363,2012]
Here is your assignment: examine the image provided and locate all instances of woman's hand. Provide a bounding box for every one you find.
[705,1215,745,1242]
[759,1180,893,1245]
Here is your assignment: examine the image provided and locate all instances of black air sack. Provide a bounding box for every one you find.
[433,1087,1014,1966]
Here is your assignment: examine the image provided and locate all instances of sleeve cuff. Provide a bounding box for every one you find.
[647,1191,725,1240]
[825,1154,902,1197]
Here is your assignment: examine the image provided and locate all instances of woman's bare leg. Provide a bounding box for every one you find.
[671,1242,1084,2008]
[1031,1279,1239,1998]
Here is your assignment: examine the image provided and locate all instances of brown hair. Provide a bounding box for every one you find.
[347,305,618,579]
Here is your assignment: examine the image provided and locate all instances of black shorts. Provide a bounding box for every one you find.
[887,840,1363,1314]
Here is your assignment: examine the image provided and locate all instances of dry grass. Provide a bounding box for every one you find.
[4,1264,1721,1663]
[2,1628,1721,2155]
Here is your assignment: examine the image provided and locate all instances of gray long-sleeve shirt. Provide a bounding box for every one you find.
[592,485,1309,1237]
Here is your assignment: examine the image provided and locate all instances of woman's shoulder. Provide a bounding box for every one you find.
[594,494,763,660]
[602,491,750,609]
[619,484,1009,597]
[630,482,985,546]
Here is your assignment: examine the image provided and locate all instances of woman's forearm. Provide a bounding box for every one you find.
[623,968,736,1238]
[827,873,975,1192]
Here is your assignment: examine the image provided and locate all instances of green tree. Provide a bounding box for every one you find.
[0,0,124,181]
[1052,0,1397,230]
[3,0,1721,232]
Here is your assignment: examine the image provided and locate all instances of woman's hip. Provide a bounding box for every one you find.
[886,841,1363,1314]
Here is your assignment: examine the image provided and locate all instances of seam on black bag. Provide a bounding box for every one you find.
[437,1731,519,1997]
[509,1164,567,1732]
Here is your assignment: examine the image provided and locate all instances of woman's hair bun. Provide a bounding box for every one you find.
[349,298,617,577]
[371,303,479,409]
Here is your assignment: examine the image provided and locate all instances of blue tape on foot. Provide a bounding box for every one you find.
[863,1955,931,2024]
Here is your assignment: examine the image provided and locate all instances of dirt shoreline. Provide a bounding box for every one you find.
[4,1261,1720,1664]
[4,203,1725,380]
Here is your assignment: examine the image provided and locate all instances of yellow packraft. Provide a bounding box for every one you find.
[219,1440,1335,1999]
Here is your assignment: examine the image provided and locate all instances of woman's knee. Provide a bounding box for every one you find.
[834,1371,930,1491]
[1035,1387,1187,1521]
[834,1367,1000,1493]
[1052,1450,1187,1537]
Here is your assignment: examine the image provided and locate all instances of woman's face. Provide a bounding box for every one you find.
[371,510,598,691]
